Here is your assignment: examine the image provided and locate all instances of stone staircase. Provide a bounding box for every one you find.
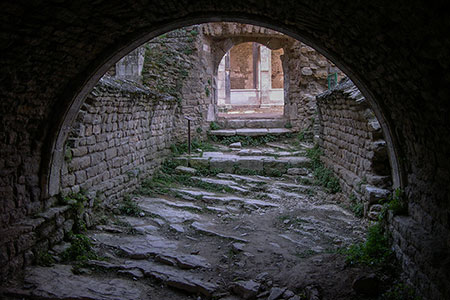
[2,140,376,300]
[211,118,295,137]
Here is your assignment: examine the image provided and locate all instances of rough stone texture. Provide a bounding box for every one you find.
[142,25,215,130]
[285,42,344,131]
[60,75,178,201]
[316,78,391,214]
[0,2,449,299]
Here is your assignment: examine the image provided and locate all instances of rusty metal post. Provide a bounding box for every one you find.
[185,116,194,157]
[187,119,191,155]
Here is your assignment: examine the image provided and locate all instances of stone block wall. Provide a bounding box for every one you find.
[0,204,75,282]
[142,25,215,133]
[285,42,344,131]
[316,78,391,217]
[60,76,178,202]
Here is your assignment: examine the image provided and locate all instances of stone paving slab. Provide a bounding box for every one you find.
[13,265,147,300]
[137,198,202,223]
[191,221,249,243]
[91,232,178,259]
[146,197,203,211]
[236,128,269,136]
[201,195,279,208]
[210,128,295,137]
[124,260,219,297]
[216,173,268,184]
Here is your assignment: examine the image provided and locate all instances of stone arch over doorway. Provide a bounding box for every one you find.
[216,41,286,114]
[1,2,449,298]
[42,17,403,201]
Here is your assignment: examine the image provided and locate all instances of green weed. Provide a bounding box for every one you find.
[379,188,407,220]
[137,159,234,196]
[381,282,421,300]
[60,191,89,232]
[209,134,282,147]
[306,145,341,193]
[170,139,217,155]
[61,233,99,262]
[118,195,142,216]
[209,121,221,130]
[344,223,393,268]
[35,250,55,267]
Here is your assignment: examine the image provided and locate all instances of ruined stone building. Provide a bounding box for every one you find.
[0,2,449,300]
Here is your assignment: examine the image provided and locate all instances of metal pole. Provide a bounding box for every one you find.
[187,119,191,156]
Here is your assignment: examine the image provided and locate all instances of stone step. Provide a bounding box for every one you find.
[237,148,305,157]
[210,128,295,137]
[191,176,250,194]
[174,152,310,175]
[202,195,279,209]
[171,187,279,210]
[90,232,210,270]
[136,197,203,224]
[216,118,289,129]
[6,265,148,300]
[86,259,219,297]
[191,221,249,243]
[123,260,219,297]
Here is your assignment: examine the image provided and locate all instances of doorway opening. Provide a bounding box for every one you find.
[217,42,285,118]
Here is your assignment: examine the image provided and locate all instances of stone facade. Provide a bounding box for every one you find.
[60,76,178,201]
[317,78,391,216]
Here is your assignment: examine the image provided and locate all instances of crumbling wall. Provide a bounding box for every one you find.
[317,78,391,217]
[285,42,344,132]
[142,25,215,131]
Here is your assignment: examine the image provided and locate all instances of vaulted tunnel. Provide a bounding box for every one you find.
[0,1,449,299]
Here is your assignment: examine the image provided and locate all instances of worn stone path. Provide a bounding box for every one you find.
[2,141,374,300]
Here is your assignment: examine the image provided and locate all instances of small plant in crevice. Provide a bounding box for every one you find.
[305,144,341,193]
[381,282,422,300]
[35,250,55,267]
[232,164,264,176]
[137,159,237,196]
[209,133,283,147]
[379,188,407,220]
[170,139,217,155]
[61,233,99,263]
[60,191,89,233]
[64,147,73,163]
[349,193,364,218]
[118,194,143,216]
[343,223,394,268]
[209,121,221,130]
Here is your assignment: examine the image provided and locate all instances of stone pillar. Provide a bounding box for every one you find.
[217,57,226,106]
[259,45,272,107]
[115,46,145,83]
[224,52,231,107]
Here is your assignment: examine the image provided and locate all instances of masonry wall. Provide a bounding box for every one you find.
[60,76,178,201]
[285,42,344,131]
[317,78,391,217]
[142,25,215,134]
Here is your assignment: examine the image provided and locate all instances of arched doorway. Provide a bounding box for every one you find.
[217,42,285,117]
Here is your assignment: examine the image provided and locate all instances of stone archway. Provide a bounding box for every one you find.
[2,2,449,298]
[42,17,403,201]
